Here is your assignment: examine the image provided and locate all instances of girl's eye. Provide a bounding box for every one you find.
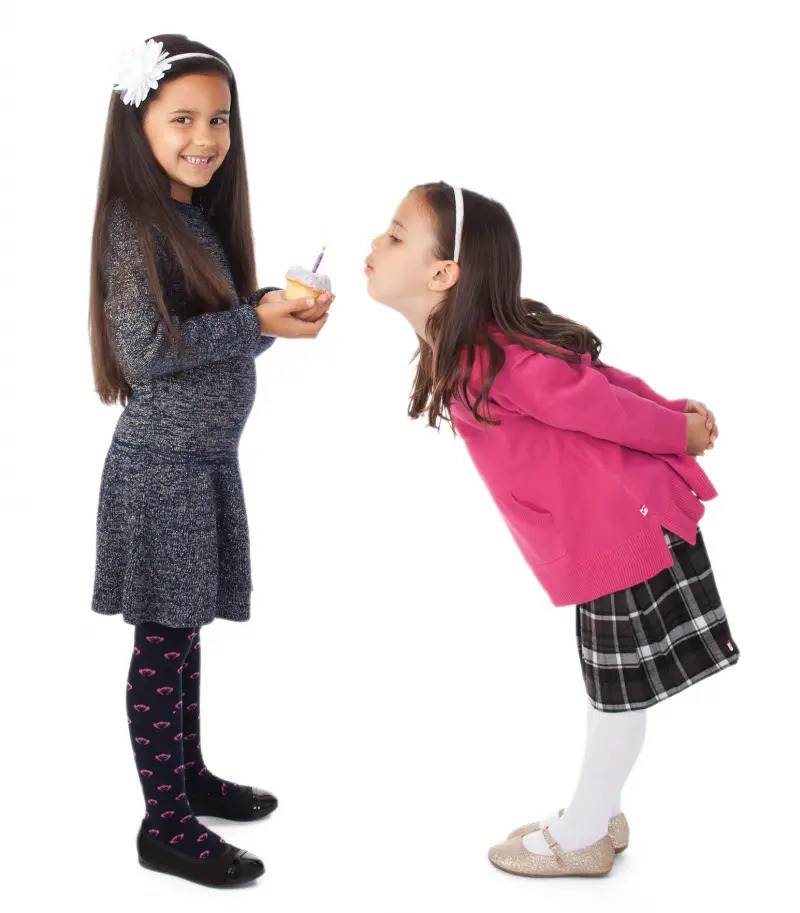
[174,117,228,125]
[389,235,400,243]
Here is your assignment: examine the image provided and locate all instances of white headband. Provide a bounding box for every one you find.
[452,185,464,263]
[112,38,231,108]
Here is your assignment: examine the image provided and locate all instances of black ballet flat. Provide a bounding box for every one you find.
[136,822,265,887]
[189,786,278,822]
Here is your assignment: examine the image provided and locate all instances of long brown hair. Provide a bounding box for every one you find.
[408,181,605,430]
[89,33,259,407]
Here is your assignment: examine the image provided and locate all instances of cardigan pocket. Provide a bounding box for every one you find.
[498,492,568,565]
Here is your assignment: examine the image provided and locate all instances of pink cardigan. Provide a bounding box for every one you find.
[448,326,718,606]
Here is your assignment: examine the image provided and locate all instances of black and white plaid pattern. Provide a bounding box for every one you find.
[575,526,739,712]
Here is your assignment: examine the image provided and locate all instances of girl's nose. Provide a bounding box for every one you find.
[192,126,216,146]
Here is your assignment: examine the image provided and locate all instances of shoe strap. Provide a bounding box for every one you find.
[540,825,566,864]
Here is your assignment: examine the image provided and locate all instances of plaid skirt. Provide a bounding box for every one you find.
[575,526,739,712]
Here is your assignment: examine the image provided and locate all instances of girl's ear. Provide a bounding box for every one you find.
[430,261,460,292]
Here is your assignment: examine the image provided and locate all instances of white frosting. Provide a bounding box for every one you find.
[285,264,331,292]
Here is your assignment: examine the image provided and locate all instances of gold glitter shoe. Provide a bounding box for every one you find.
[488,825,615,877]
[507,808,629,853]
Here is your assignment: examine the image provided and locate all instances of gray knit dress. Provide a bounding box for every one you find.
[92,197,280,628]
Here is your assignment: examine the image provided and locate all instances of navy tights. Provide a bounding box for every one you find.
[127,623,234,859]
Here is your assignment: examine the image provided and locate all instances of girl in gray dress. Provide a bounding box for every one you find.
[88,33,333,887]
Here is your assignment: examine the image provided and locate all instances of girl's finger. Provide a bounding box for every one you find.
[295,312,329,337]
[299,306,328,322]
[293,297,331,321]
[284,315,319,337]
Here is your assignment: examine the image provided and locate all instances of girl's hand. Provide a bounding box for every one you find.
[293,290,335,322]
[254,290,329,339]
[684,399,719,452]
[685,412,715,457]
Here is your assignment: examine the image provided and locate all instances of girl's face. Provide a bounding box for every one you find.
[365,193,458,322]
[142,73,231,203]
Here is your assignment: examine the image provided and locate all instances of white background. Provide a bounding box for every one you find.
[2,0,798,909]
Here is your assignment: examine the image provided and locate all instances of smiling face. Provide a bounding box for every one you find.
[365,192,459,337]
[141,72,232,203]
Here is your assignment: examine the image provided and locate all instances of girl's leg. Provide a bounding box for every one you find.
[590,700,624,819]
[522,701,646,854]
[530,701,624,832]
[180,626,242,800]
[181,626,276,818]
[127,622,227,859]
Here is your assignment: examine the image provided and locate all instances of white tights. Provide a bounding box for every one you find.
[521,701,647,854]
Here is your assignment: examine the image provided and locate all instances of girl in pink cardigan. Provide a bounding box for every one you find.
[363,181,739,878]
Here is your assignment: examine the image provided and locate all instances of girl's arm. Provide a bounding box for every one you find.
[244,286,281,358]
[491,348,687,455]
[102,200,264,384]
[592,359,688,412]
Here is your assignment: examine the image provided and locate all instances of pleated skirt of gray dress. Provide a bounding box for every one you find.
[91,437,252,628]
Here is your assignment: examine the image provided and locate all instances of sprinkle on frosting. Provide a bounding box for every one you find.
[285,264,332,292]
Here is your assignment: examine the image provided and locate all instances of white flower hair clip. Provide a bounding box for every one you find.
[112,38,229,108]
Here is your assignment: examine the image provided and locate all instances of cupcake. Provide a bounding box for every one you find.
[284,265,332,302]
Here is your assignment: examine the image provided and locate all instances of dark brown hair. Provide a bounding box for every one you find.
[407,181,605,430]
[89,33,259,406]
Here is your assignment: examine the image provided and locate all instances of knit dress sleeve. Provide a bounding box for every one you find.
[490,348,688,455]
[592,360,688,413]
[102,199,263,384]
[244,286,282,358]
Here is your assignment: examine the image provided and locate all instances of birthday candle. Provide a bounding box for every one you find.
[312,242,326,273]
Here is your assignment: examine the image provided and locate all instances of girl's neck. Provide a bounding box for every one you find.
[170,180,194,205]
[395,302,434,346]
[407,314,430,345]
[171,196,201,209]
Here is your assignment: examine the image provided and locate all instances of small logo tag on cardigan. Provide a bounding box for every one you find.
[727,640,734,652]
[639,505,649,516]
